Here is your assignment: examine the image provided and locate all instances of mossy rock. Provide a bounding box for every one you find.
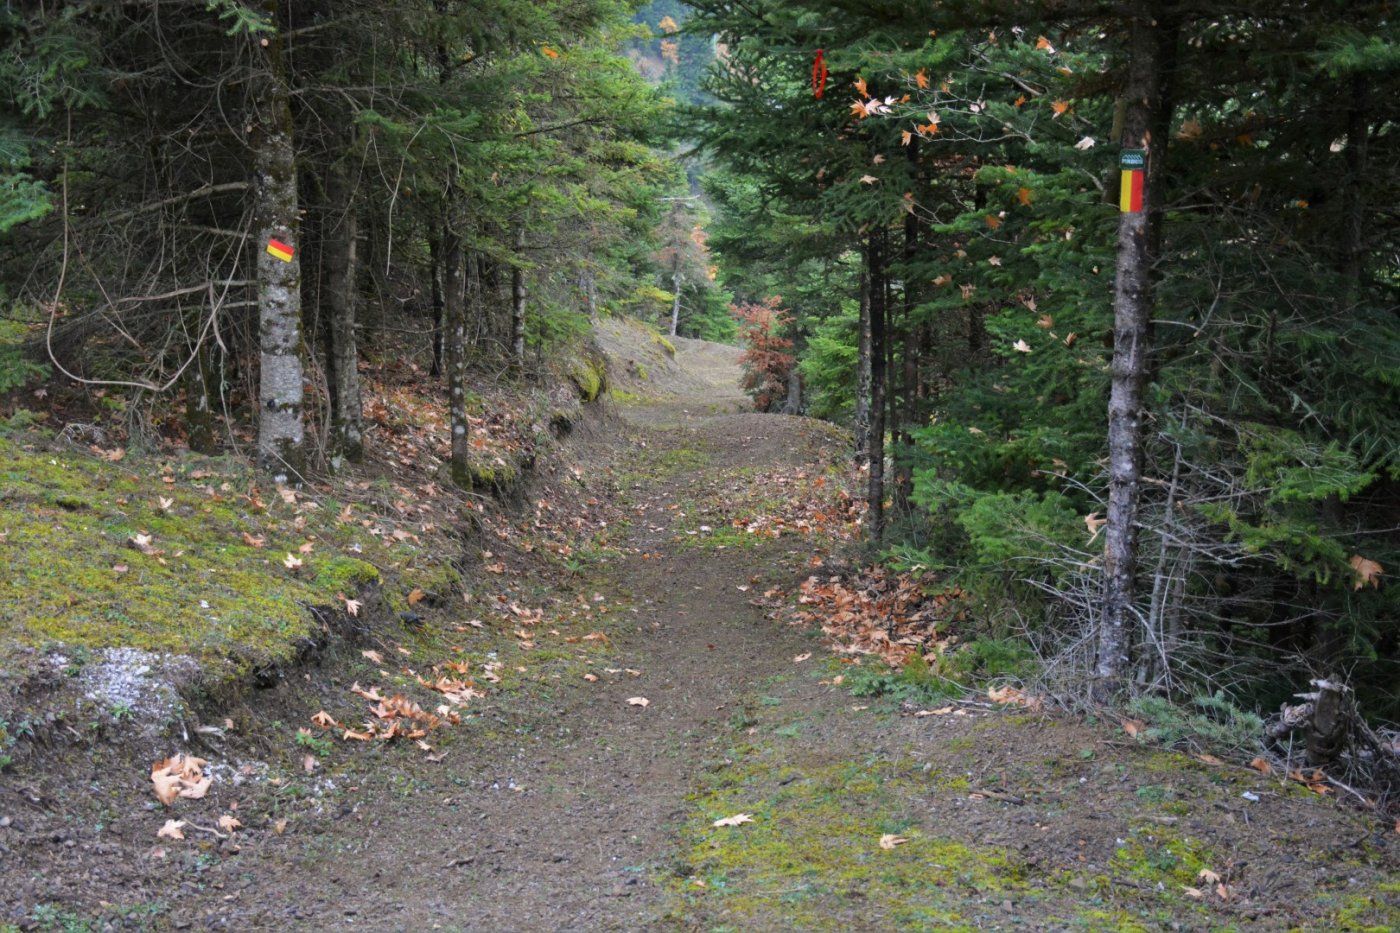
[568,347,609,403]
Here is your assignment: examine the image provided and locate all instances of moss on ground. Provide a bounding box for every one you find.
[0,436,457,676]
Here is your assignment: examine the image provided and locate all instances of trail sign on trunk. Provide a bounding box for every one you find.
[1119,150,1145,213]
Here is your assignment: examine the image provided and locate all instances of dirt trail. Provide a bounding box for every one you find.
[4,328,1397,932]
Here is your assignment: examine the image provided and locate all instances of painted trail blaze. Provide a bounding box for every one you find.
[266,238,295,262]
[1119,149,1145,214]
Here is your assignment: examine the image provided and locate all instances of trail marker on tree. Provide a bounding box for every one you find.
[1119,150,1145,213]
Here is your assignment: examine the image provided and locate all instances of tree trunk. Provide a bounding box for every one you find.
[428,231,445,377]
[185,340,216,454]
[670,254,683,337]
[442,220,471,489]
[582,267,598,322]
[253,3,305,480]
[511,225,527,371]
[868,231,887,545]
[854,252,872,461]
[1096,1,1177,696]
[324,157,362,462]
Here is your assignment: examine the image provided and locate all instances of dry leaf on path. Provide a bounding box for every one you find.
[1121,719,1146,738]
[1249,757,1272,775]
[793,652,812,663]
[712,813,754,827]
[361,650,384,665]
[879,834,909,849]
[156,820,186,840]
[627,696,650,708]
[150,755,211,806]
[273,819,288,835]
[218,815,242,833]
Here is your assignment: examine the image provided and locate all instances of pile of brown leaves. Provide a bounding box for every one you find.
[790,567,964,666]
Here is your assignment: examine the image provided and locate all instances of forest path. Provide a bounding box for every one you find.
[246,340,869,930]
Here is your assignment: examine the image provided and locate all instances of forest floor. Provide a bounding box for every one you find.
[2,322,1399,932]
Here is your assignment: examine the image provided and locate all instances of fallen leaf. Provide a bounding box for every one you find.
[584,673,599,682]
[343,597,361,617]
[1349,554,1383,590]
[112,564,129,575]
[712,813,755,827]
[150,755,212,806]
[298,540,314,554]
[860,174,879,185]
[302,754,318,773]
[311,711,338,729]
[1196,753,1224,766]
[1051,99,1071,117]
[407,588,426,605]
[915,707,954,717]
[361,650,384,665]
[283,553,303,572]
[793,652,812,663]
[218,814,242,833]
[1121,718,1146,738]
[273,818,288,835]
[1249,756,1272,775]
[1183,886,1204,898]
[240,531,266,549]
[1084,512,1106,543]
[627,696,650,708]
[157,820,186,840]
[158,496,174,511]
[879,833,909,849]
[1012,339,1032,353]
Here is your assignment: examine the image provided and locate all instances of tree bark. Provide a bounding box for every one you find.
[428,231,445,377]
[670,253,682,337]
[253,1,306,480]
[442,216,471,489]
[868,231,887,545]
[854,251,872,461]
[324,156,362,462]
[582,267,598,322]
[1096,1,1177,696]
[511,225,527,371]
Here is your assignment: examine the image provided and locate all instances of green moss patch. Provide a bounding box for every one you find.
[0,437,456,679]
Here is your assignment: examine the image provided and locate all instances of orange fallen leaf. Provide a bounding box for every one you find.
[583,673,599,683]
[218,814,242,833]
[1249,756,1272,775]
[311,711,339,729]
[273,818,288,835]
[407,588,426,605]
[1349,554,1383,590]
[1121,718,1147,738]
[627,696,650,708]
[157,819,186,840]
[240,532,266,549]
[1196,753,1224,766]
[879,833,909,849]
[361,650,384,665]
[712,813,755,827]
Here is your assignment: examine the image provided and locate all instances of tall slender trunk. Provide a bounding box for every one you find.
[582,267,598,322]
[442,216,471,489]
[670,253,682,337]
[185,341,216,454]
[253,1,305,480]
[325,157,362,462]
[855,250,872,460]
[511,225,527,371]
[428,232,445,376]
[1096,1,1177,695]
[868,231,887,545]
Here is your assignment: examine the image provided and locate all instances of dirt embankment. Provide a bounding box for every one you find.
[2,321,1397,932]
